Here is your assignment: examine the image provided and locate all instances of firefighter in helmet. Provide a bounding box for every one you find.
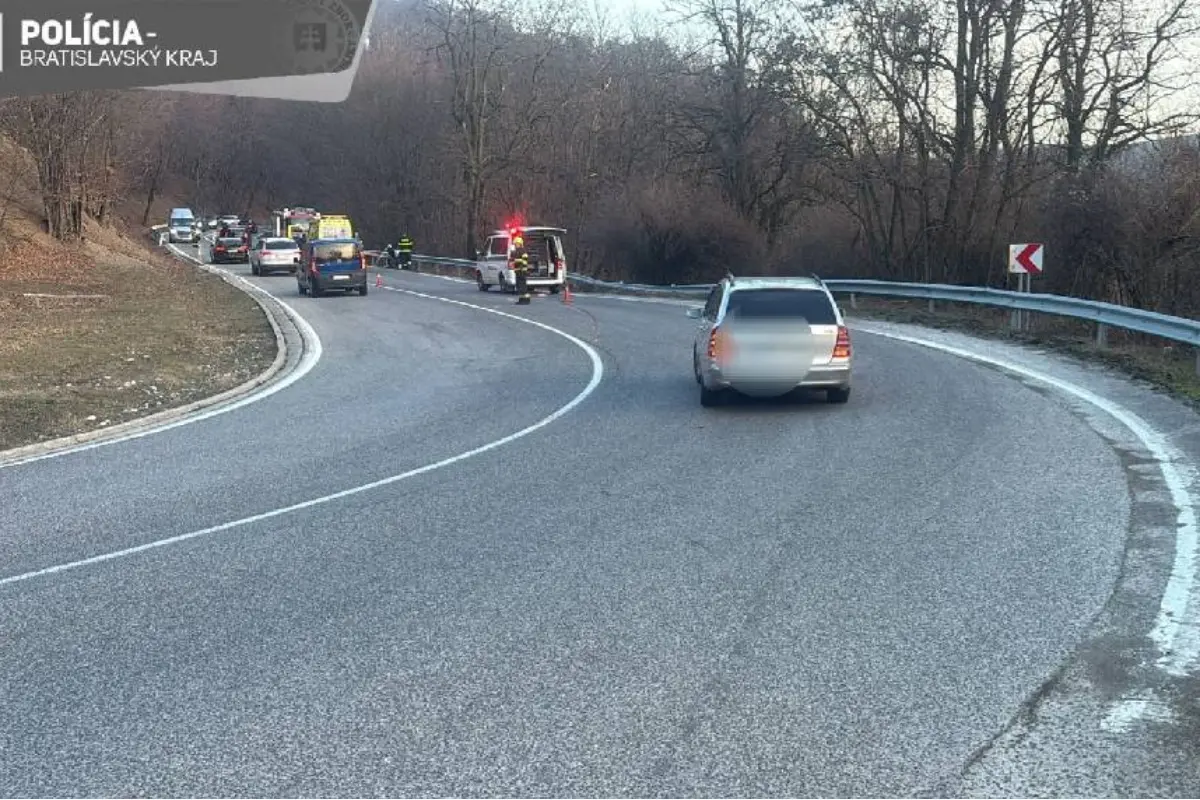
[396,233,414,269]
[511,232,531,303]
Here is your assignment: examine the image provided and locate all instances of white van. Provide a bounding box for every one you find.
[474,226,567,294]
[168,208,196,244]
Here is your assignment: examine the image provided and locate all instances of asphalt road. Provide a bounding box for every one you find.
[0,251,1191,797]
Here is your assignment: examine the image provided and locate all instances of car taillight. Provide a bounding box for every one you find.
[708,327,731,362]
[832,326,851,359]
[359,253,366,270]
[215,245,225,252]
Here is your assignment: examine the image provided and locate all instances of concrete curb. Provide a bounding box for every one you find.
[0,242,306,469]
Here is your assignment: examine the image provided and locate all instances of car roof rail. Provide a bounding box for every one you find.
[810,272,824,284]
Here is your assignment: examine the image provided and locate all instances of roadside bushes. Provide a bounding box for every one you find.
[583,181,767,285]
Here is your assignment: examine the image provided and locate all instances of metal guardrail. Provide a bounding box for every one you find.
[386,253,1200,373]
[156,235,1199,371]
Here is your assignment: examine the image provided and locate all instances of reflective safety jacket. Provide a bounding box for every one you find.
[511,246,529,272]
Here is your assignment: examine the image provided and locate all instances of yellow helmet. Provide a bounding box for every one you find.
[512,234,524,247]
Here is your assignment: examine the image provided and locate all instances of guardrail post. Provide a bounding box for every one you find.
[1096,323,1107,348]
[928,298,935,313]
[849,293,857,310]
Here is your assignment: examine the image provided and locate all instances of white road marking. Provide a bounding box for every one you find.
[458,284,1200,674]
[853,323,1200,681]
[21,293,109,299]
[0,287,605,589]
[0,246,323,470]
[407,282,1200,675]
[1102,696,1175,732]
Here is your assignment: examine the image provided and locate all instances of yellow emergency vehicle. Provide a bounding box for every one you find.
[312,214,355,240]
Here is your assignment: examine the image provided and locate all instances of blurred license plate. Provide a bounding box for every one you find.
[333,274,349,280]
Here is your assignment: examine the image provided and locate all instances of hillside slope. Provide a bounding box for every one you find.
[0,136,277,451]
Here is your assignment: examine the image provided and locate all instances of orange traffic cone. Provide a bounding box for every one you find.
[562,283,573,304]
[375,273,383,288]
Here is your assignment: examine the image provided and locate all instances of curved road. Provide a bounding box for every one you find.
[0,255,1174,796]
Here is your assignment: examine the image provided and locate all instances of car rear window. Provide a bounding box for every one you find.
[266,240,298,250]
[725,288,838,324]
[313,242,360,262]
[218,237,242,246]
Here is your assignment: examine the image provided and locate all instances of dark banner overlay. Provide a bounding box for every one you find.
[0,0,374,98]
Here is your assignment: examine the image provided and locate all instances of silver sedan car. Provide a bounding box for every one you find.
[688,276,852,406]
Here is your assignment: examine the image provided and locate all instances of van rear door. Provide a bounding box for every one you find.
[311,240,362,279]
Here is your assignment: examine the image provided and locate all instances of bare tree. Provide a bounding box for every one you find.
[1,92,107,239]
[427,0,509,256]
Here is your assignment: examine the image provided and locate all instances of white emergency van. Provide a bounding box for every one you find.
[473,226,568,294]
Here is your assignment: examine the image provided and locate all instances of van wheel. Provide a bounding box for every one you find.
[827,387,851,404]
[359,283,368,296]
[477,271,489,291]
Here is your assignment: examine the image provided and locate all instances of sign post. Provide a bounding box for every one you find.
[1007,243,1043,331]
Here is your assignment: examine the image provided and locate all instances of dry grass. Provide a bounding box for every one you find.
[0,217,276,451]
[843,296,1200,406]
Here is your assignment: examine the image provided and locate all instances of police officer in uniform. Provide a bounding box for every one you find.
[511,232,531,304]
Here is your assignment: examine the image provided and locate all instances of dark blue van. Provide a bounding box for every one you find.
[297,237,367,297]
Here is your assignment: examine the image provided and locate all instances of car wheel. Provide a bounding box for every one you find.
[549,285,561,294]
[693,352,702,384]
[827,387,851,404]
[476,271,489,291]
[359,283,368,296]
[700,384,724,407]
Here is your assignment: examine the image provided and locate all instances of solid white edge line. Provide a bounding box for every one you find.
[566,285,1200,676]
[11,272,1196,681]
[0,244,324,469]
[0,285,605,589]
[581,292,1200,677]
[392,279,1200,673]
[851,322,1200,678]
